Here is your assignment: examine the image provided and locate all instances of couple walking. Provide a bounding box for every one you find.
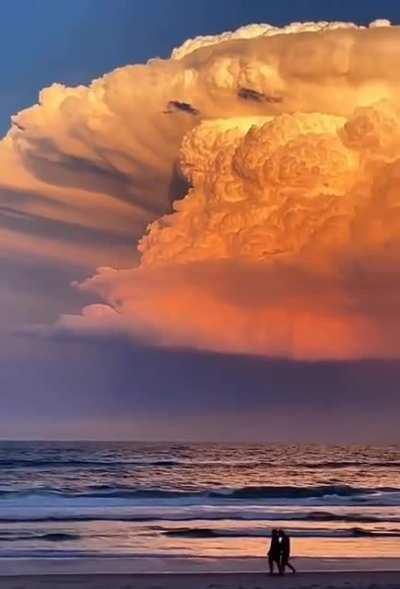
[267,528,296,575]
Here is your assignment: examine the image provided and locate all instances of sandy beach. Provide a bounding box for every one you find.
[0,558,399,589]
[0,571,400,589]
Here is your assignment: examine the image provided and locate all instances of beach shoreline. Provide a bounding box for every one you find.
[0,556,399,575]
[0,570,399,589]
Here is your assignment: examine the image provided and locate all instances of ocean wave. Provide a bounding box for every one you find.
[0,459,181,469]
[291,461,400,469]
[80,484,390,500]
[35,532,80,542]
[0,484,397,501]
[161,526,400,539]
[209,485,388,499]
[0,508,398,525]
[0,531,80,542]
[306,511,390,523]
[1,458,400,470]
[0,487,196,499]
[1,524,400,543]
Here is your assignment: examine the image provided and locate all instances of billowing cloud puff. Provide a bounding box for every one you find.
[62,102,400,360]
[5,21,400,359]
[171,19,392,60]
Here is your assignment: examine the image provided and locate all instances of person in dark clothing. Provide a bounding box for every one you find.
[267,528,281,574]
[278,529,296,574]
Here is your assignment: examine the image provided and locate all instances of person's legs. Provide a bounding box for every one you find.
[268,556,274,574]
[278,557,284,575]
[286,560,296,573]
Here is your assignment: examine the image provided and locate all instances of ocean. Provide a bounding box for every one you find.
[0,441,399,560]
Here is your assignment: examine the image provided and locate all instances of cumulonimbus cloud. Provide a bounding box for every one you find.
[5,20,400,359]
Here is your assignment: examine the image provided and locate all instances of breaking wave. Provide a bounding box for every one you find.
[0,484,394,501]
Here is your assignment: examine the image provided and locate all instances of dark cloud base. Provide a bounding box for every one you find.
[2,336,399,442]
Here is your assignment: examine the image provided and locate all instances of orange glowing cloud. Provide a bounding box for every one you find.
[3,20,400,359]
[57,101,400,360]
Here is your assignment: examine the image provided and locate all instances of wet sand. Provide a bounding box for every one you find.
[0,558,399,588]
[0,571,400,589]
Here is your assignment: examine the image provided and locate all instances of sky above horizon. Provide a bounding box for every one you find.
[2,0,400,441]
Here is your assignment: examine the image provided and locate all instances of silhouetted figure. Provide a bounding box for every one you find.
[279,529,296,574]
[267,528,281,575]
